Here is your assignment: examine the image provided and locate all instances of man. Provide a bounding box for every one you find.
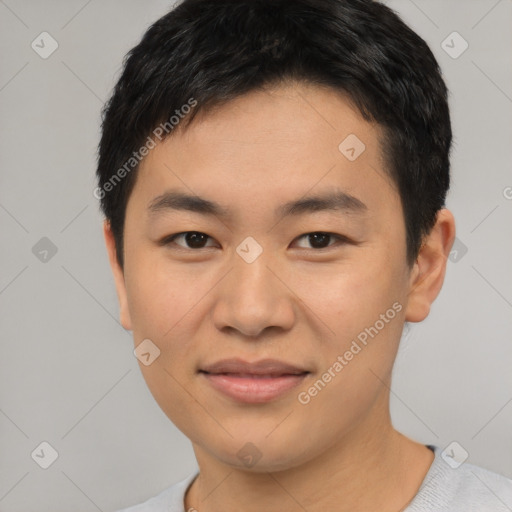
[96,0,512,510]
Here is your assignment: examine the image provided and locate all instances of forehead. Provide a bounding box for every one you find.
[132,82,398,220]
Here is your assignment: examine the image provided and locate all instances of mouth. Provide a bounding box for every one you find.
[199,358,310,403]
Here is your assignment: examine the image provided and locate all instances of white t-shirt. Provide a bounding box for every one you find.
[116,446,512,511]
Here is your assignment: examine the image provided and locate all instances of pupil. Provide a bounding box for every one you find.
[309,232,330,248]
[186,232,207,248]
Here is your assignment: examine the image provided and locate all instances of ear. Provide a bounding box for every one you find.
[405,208,456,323]
[103,220,132,330]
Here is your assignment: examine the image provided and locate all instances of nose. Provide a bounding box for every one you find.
[211,247,296,338]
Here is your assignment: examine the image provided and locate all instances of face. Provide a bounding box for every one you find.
[108,82,422,472]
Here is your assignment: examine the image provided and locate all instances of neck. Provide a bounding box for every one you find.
[185,397,434,512]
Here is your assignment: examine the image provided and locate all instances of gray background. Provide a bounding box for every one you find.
[0,0,511,510]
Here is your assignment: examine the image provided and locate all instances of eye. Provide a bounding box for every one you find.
[160,231,350,251]
[293,232,348,250]
[161,231,218,249]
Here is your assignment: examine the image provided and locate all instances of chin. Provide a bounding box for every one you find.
[202,434,314,474]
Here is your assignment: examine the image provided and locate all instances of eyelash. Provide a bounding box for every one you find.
[160,231,351,251]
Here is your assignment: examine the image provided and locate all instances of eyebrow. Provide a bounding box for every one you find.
[147,189,367,220]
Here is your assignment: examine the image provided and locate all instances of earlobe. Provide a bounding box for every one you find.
[103,221,133,331]
[404,209,456,323]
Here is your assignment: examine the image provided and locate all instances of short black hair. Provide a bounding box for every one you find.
[96,0,451,268]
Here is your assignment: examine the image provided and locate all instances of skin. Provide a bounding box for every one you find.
[104,82,455,512]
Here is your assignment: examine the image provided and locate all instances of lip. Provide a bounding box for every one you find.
[199,358,310,403]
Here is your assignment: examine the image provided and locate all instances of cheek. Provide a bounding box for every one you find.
[298,257,405,334]
[291,264,405,432]
[123,253,220,389]
[124,251,198,338]
[296,260,407,410]
[123,258,206,430]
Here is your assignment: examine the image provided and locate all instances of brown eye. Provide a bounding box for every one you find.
[294,232,344,250]
[307,233,331,249]
[163,231,217,249]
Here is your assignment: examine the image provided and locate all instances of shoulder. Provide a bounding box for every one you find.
[115,472,198,512]
[406,446,512,512]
